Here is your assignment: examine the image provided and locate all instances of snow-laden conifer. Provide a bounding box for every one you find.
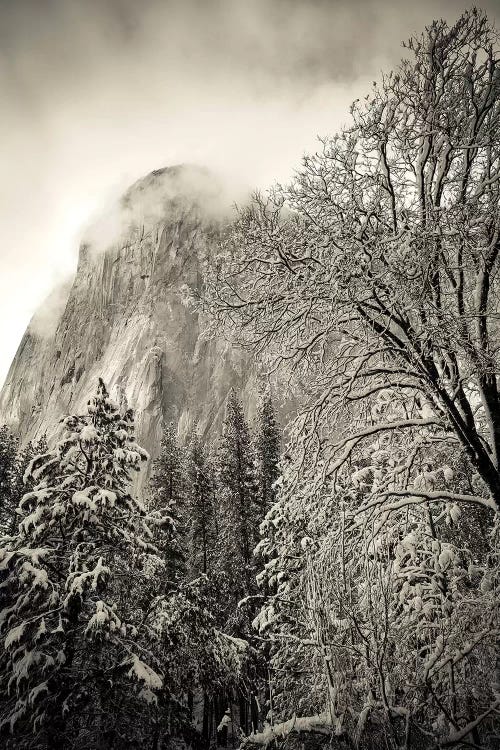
[0,425,18,535]
[0,379,163,748]
[254,392,281,516]
[214,390,260,619]
[149,421,188,585]
[186,431,216,576]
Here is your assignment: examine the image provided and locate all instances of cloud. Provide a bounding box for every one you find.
[83,165,247,257]
[0,0,499,385]
[29,279,73,340]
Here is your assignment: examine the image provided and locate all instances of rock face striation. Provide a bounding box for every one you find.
[0,165,259,461]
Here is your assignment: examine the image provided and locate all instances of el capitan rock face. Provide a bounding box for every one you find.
[0,165,258,459]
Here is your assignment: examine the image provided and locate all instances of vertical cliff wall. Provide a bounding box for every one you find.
[0,165,258,458]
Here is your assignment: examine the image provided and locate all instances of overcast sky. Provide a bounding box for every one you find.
[1,0,499,386]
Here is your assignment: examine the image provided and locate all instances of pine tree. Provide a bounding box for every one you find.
[0,379,164,749]
[0,426,18,535]
[186,432,216,576]
[147,426,251,748]
[254,392,281,516]
[214,390,259,625]
[251,393,281,731]
[149,421,188,585]
[0,432,49,536]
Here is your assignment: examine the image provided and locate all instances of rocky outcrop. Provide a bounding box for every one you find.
[0,165,259,460]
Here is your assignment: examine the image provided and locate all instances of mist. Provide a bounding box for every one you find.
[83,165,247,258]
[1,0,499,385]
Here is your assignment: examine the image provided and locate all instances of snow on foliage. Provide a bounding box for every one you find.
[0,379,162,746]
[203,10,500,747]
[0,378,254,747]
[127,654,163,691]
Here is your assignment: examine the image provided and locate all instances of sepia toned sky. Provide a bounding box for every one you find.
[1,0,499,385]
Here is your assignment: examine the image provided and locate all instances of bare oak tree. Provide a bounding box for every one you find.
[207,9,500,511]
[204,10,500,747]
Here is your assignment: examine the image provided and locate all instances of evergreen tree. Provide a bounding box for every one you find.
[147,427,250,749]
[254,392,281,516]
[186,432,216,576]
[149,421,188,584]
[10,437,49,531]
[0,429,44,536]
[0,426,18,535]
[0,379,163,749]
[214,390,259,625]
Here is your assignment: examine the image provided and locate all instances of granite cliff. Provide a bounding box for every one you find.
[0,165,259,459]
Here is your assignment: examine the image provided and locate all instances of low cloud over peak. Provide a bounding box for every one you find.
[1,0,499,385]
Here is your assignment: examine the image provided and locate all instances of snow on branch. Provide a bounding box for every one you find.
[358,488,497,514]
[240,712,338,747]
[440,699,500,747]
[327,418,444,475]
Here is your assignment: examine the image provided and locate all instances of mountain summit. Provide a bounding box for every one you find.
[0,165,256,457]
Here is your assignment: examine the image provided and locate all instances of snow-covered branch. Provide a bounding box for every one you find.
[240,712,337,747]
